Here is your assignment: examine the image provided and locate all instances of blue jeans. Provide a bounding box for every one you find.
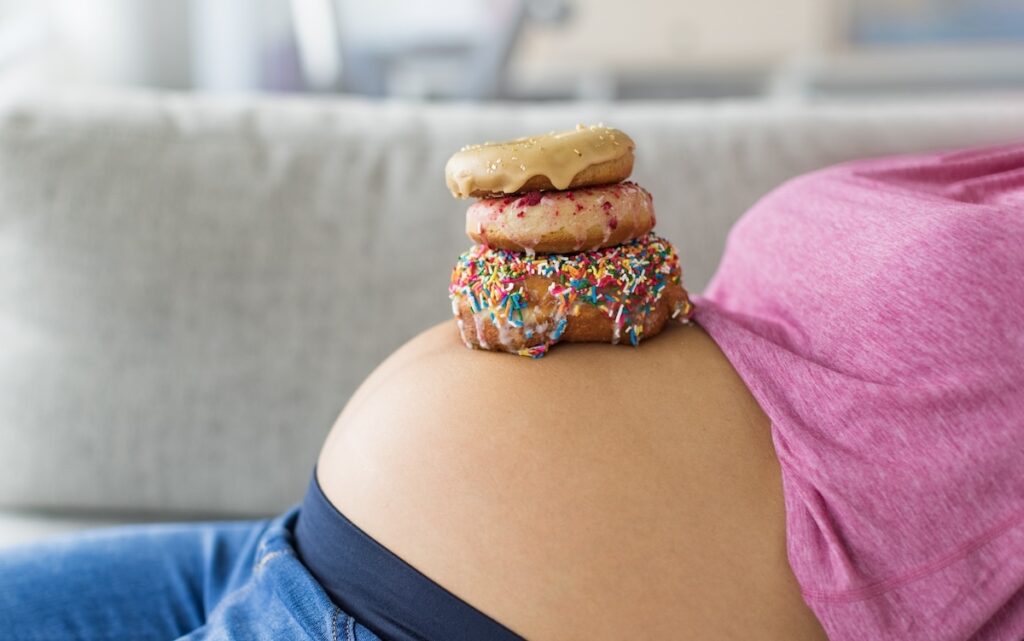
[0,508,382,641]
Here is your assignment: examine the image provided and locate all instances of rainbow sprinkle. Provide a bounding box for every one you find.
[450,232,693,357]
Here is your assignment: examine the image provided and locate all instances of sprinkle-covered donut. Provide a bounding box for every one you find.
[446,125,635,198]
[449,233,693,357]
[466,181,655,255]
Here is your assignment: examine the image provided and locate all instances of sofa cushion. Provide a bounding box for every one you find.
[1,89,1023,518]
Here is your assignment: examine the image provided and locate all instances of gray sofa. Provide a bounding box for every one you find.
[2,89,1023,547]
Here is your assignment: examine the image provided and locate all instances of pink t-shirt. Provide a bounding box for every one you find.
[694,143,1024,641]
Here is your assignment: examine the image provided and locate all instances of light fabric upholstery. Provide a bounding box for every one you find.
[0,511,153,549]
[2,89,1023,543]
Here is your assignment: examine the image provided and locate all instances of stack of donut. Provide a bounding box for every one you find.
[446,125,693,358]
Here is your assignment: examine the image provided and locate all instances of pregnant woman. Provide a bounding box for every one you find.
[2,143,1022,641]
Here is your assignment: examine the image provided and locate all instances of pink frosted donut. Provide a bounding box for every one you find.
[465,181,655,254]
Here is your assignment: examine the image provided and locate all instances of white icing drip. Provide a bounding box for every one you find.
[550,311,566,342]
[456,318,471,347]
[495,317,516,348]
[452,297,472,347]
[472,313,490,349]
[611,305,625,345]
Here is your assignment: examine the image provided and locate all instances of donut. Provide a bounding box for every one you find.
[466,181,655,255]
[449,233,693,357]
[446,125,635,198]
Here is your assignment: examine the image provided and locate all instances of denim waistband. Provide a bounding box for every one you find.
[293,470,523,641]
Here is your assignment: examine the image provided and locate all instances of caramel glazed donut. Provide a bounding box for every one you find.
[446,125,694,357]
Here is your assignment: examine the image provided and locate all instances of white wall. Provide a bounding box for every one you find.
[514,0,844,76]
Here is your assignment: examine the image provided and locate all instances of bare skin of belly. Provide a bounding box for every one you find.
[317,321,829,641]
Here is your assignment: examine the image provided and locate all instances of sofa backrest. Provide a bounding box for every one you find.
[2,90,1022,517]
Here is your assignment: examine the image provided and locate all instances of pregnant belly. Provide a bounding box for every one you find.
[316,322,827,641]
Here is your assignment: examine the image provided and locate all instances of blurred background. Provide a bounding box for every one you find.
[2,0,1024,101]
[3,0,1024,545]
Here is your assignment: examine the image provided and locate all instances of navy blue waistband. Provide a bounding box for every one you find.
[294,471,523,641]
